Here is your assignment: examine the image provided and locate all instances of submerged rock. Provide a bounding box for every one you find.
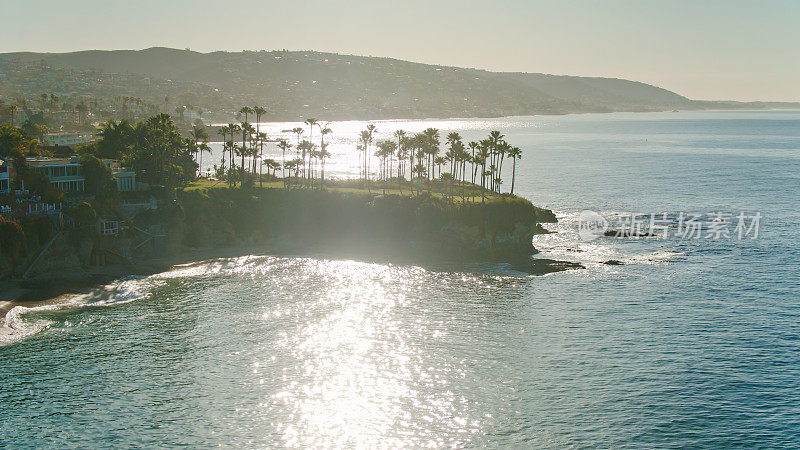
[533,224,554,235]
[604,230,655,238]
[518,258,584,275]
[603,259,625,265]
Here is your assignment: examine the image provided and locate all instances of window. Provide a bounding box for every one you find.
[101,221,119,236]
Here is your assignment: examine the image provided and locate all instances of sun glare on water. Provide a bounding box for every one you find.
[241,259,482,447]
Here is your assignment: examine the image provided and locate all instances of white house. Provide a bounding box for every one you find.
[102,159,136,192]
[42,132,92,148]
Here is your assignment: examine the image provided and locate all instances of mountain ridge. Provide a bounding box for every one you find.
[1,47,796,121]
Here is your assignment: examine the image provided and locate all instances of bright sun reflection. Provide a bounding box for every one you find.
[255,259,480,447]
[199,117,528,180]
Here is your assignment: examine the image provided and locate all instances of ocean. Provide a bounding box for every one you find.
[2,110,799,447]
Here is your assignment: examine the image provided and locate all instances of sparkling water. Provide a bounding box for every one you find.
[2,110,799,447]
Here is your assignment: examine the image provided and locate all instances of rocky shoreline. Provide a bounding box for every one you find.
[1,238,583,331]
[1,189,583,321]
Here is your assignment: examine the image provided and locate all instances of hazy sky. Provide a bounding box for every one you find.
[2,0,798,101]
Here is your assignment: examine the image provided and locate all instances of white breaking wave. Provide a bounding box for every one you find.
[0,275,159,345]
[533,210,686,269]
[76,275,157,307]
[0,256,266,345]
[2,305,56,343]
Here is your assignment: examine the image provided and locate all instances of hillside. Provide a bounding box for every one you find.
[1,47,795,122]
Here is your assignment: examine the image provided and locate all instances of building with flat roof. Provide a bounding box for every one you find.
[26,156,85,193]
[102,159,136,192]
[42,132,92,148]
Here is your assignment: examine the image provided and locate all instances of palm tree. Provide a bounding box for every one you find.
[190,125,209,177]
[217,126,229,176]
[359,130,370,182]
[184,137,198,177]
[394,130,407,192]
[277,140,292,190]
[304,118,317,183]
[508,146,522,195]
[376,140,397,195]
[421,128,440,192]
[253,106,266,127]
[444,133,463,200]
[239,122,254,187]
[468,141,479,186]
[227,123,240,186]
[252,131,265,187]
[284,159,300,187]
[262,158,280,178]
[307,141,318,181]
[297,139,315,185]
[318,142,331,189]
[253,106,267,185]
[487,131,504,192]
[292,127,304,147]
[8,104,17,126]
[446,132,461,177]
[477,141,490,204]
[316,122,331,188]
[434,156,446,179]
[458,147,471,203]
[365,124,377,181]
[409,133,425,195]
[75,102,89,125]
[239,106,253,123]
[496,140,510,193]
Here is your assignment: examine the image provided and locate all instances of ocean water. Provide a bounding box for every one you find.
[2,110,800,447]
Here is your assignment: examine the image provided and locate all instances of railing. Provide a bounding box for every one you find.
[27,202,62,215]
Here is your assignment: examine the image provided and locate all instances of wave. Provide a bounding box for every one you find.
[0,255,276,345]
[533,210,687,269]
[1,305,57,344]
[0,275,159,345]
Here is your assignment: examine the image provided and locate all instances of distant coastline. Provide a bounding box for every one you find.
[4,47,798,128]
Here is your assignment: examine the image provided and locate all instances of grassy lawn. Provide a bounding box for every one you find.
[185,177,511,203]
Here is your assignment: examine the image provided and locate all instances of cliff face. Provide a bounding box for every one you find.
[7,189,558,282]
[169,188,556,263]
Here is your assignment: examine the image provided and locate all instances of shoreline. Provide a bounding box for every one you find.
[0,239,583,328]
[204,108,800,132]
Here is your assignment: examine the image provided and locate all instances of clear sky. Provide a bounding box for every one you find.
[2,0,798,101]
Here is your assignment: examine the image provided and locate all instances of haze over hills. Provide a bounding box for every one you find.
[0,47,796,122]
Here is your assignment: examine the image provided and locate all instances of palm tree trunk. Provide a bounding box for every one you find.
[307,128,313,186]
[481,162,486,204]
[240,132,246,188]
[259,142,264,188]
[229,143,234,187]
[498,156,505,194]
[511,158,517,195]
[408,152,413,196]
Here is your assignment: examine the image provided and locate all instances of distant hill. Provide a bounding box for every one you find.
[0,47,796,121]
